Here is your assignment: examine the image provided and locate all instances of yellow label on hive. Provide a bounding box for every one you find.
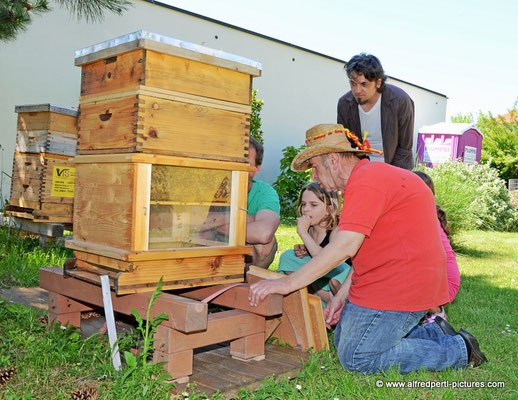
[51,166,75,198]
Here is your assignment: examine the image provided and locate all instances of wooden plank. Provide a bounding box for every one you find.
[247,266,315,351]
[33,215,72,223]
[17,111,78,133]
[132,163,150,251]
[16,130,77,156]
[66,239,251,261]
[141,39,261,77]
[73,153,254,172]
[154,309,264,353]
[116,254,245,288]
[6,210,34,220]
[73,163,135,250]
[137,94,249,161]
[177,284,283,317]
[79,85,251,114]
[74,251,133,272]
[77,95,138,151]
[229,171,248,247]
[17,111,49,132]
[66,240,132,261]
[79,49,144,97]
[73,260,123,279]
[308,294,329,351]
[66,256,245,294]
[139,85,251,113]
[140,147,248,164]
[116,275,244,295]
[34,203,73,216]
[39,267,208,332]
[145,49,252,105]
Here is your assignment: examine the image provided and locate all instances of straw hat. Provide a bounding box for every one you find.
[291,124,372,172]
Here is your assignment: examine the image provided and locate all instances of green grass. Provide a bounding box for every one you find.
[0,227,73,288]
[0,226,517,399]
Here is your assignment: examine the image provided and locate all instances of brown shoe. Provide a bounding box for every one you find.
[458,329,488,367]
[434,316,457,336]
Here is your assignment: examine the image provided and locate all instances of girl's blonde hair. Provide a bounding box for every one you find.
[296,182,341,230]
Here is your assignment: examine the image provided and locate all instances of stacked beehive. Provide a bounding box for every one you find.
[65,31,262,294]
[7,104,78,223]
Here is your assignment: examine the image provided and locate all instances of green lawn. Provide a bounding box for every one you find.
[0,226,517,399]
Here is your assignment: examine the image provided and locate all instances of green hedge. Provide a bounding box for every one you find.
[414,161,518,234]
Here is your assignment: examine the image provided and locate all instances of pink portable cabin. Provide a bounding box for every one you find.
[416,122,483,167]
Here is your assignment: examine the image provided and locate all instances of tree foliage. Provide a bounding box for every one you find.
[451,100,518,180]
[272,145,311,221]
[0,0,132,42]
[250,89,264,144]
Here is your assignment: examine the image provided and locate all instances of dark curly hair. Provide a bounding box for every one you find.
[345,53,387,93]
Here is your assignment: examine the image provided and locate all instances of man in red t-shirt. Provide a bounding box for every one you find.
[249,124,487,373]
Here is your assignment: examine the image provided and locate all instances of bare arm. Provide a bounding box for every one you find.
[198,211,230,235]
[296,215,324,257]
[246,209,280,245]
[249,230,365,305]
[323,266,354,328]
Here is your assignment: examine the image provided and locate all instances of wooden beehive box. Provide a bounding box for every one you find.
[65,153,253,294]
[75,30,262,162]
[7,104,78,222]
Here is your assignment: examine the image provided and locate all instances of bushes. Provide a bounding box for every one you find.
[451,103,518,180]
[414,161,518,234]
[272,145,311,222]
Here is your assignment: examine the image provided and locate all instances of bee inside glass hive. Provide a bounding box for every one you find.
[149,165,232,249]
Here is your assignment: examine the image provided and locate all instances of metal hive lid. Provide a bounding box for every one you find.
[74,30,262,76]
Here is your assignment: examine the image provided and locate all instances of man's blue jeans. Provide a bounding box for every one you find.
[333,301,468,374]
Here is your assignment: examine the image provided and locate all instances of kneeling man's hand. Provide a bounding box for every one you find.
[249,278,291,306]
[323,295,346,329]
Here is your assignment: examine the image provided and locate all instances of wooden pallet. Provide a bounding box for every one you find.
[173,343,309,399]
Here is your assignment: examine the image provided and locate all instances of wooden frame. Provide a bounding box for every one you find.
[67,153,253,294]
[76,40,260,161]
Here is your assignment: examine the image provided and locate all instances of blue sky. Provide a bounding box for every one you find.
[163,0,518,120]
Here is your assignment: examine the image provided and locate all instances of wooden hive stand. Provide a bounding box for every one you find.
[39,267,284,382]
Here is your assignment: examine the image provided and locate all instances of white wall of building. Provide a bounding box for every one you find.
[0,0,447,202]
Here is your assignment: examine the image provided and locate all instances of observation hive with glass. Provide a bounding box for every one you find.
[65,31,261,294]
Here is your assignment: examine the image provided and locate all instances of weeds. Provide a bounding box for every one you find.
[111,278,174,399]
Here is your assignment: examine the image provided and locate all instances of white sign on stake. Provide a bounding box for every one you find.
[101,275,122,371]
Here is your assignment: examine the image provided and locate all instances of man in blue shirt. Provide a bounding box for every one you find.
[245,137,280,268]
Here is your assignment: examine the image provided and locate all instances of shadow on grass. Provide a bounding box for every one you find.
[449,273,518,333]
[452,242,509,259]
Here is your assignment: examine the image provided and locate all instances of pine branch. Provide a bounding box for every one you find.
[0,0,132,42]
[0,1,50,42]
[54,0,132,23]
